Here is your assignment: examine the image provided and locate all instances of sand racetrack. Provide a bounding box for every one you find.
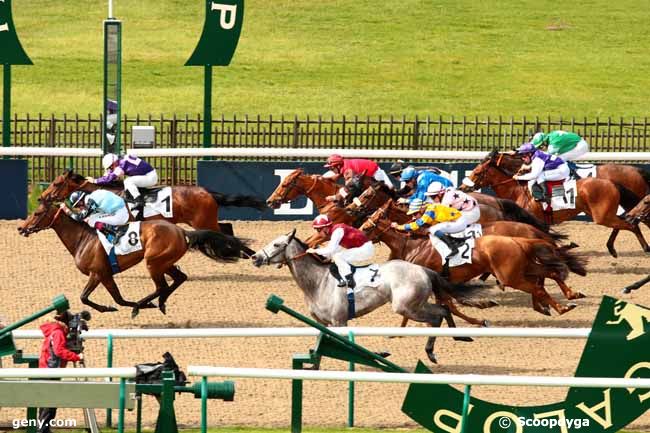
[1,219,649,431]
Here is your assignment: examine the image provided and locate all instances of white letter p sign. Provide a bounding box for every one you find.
[211,3,237,30]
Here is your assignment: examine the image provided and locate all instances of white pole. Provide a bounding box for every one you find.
[11,327,593,340]
[187,366,650,389]
[108,0,114,19]
[0,367,136,379]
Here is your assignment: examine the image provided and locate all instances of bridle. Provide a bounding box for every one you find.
[275,173,319,203]
[21,200,64,235]
[257,235,311,266]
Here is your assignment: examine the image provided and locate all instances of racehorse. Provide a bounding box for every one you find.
[18,199,253,317]
[40,170,267,233]
[360,201,588,319]
[251,230,482,363]
[461,150,648,258]
[265,169,371,246]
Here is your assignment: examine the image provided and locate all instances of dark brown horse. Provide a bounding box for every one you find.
[360,201,588,320]
[18,199,253,316]
[461,150,648,257]
[621,194,650,293]
[40,170,266,232]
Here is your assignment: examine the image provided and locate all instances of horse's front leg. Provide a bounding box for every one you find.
[101,275,156,313]
[80,274,118,313]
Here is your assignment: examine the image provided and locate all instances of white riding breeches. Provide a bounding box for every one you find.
[373,168,395,189]
[429,206,480,235]
[536,164,570,183]
[332,241,375,277]
[86,206,130,227]
[124,170,158,199]
[558,139,589,161]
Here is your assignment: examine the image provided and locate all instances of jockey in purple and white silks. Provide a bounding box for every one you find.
[89,153,158,214]
[513,143,570,201]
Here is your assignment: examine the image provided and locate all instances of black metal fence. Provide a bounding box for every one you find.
[4,114,650,184]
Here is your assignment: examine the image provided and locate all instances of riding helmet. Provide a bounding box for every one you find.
[312,214,333,228]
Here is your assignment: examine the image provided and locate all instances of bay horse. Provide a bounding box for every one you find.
[252,230,483,363]
[360,201,588,319]
[461,150,648,258]
[18,199,253,317]
[40,170,267,232]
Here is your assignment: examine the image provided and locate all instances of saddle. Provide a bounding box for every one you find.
[328,263,380,289]
[102,224,129,245]
[124,187,165,204]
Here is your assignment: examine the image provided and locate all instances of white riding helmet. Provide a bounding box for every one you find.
[424,181,447,196]
[102,153,119,170]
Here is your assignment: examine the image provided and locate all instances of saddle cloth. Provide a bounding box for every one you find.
[538,179,577,212]
[432,223,482,267]
[350,264,382,289]
[97,221,143,256]
[128,187,173,219]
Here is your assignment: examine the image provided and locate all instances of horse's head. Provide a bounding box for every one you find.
[461,149,523,191]
[251,229,299,267]
[40,170,86,202]
[18,199,60,237]
[625,194,650,225]
[266,169,312,208]
[359,200,393,240]
[345,183,383,218]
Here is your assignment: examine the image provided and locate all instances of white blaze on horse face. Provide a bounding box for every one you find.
[211,2,237,30]
[273,169,314,216]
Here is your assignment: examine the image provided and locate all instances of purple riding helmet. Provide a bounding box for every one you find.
[516,142,536,155]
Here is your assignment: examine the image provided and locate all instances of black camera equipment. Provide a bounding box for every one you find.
[66,310,91,354]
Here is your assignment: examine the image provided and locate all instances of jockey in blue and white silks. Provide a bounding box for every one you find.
[60,190,129,243]
[399,166,454,205]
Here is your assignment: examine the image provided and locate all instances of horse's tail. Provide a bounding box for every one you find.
[497,198,550,232]
[522,240,588,280]
[185,230,255,261]
[424,268,496,309]
[206,189,267,211]
[615,183,642,211]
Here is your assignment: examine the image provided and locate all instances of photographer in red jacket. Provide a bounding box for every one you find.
[37,311,83,433]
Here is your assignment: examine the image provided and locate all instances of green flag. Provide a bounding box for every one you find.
[0,0,32,65]
[186,0,244,66]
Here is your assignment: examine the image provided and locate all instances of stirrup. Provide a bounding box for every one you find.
[337,279,347,287]
[345,274,356,289]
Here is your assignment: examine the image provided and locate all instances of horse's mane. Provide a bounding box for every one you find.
[64,170,87,184]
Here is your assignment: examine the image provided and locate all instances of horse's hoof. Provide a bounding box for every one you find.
[454,336,473,342]
[131,308,140,319]
[609,249,618,258]
[486,300,499,308]
[104,306,119,313]
[482,320,490,328]
[573,292,586,299]
[159,303,167,315]
[560,303,577,314]
[427,352,438,364]
[541,306,552,316]
[622,287,632,294]
[645,246,650,253]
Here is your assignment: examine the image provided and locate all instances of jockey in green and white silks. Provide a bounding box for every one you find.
[531,130,590,161]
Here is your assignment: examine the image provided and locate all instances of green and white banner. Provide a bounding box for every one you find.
[402,296,650,432]
[0,0,32,65]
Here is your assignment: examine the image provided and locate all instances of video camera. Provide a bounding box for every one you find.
[65,310,91,354]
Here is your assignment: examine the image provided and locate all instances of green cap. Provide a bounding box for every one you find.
[531,132,547,148]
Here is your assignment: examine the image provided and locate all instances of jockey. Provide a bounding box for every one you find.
[306,214,375,289]
[59,189,129,244]
[398,166,453,205]
[88,153,158,216]
[323,154,394,202]
[531,131,590,162]
[426,182,480,235]
[391,190,464,256]
[513,143,570,202]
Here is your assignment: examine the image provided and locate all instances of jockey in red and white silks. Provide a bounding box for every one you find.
[306,215,375,288]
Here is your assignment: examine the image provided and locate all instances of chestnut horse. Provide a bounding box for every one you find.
[40,170,266,232]
[360,201,588,319]
[461,150,648,258]
[18,199,253,317]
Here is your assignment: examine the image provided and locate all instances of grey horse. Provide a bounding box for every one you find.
[251,229,477,363]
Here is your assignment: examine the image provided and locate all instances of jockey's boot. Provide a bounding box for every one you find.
[531,182,545,201]
[133,194,146,221]
[345,274,356,289]
[567,161,580,179]
[329,263,347,287]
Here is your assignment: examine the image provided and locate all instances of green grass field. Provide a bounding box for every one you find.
[5,0,650,118]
